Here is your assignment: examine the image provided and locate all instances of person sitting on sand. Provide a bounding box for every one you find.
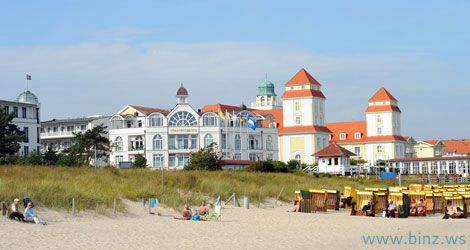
[446,200,462,218]
[409,199,418,215]
[386,200,397,218]
[291,200,300,212]
[197,201,209,215]
[417,199,426,215]
[9,198,25,222]
[339,193,346,208]
[361,198,373,215]
[24,202,45,224]
[182,205,192,220]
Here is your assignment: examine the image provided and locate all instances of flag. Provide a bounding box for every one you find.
[239,116,246,126]
[26,74,31,80]
[246,116,257,131]
[219,110,227,120]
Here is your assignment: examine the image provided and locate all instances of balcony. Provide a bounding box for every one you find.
[128,145,145,151]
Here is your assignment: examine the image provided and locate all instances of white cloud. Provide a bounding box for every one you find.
[0,41,467,139]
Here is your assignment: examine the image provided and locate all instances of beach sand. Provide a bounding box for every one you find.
[1,200,470,250]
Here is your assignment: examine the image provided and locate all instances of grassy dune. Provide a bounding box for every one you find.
[0,165,398,213]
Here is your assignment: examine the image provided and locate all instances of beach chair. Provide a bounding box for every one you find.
[408,191,426,216]
[323,189,340,210]
[374,192,388,213]
[423,184,432,191]
[425,193,435,214]
[297,190,314,213]
[309,189,328,212]
[432,193,443,214]
[389,187,405,193]
[343,186,356,209]
[1,201,9,216]
[409,184,422,191]
[443,196,467,218]
[352,191,376,216]
[389,192,410,218]
[208,205,222,221]
[462,195,470,218]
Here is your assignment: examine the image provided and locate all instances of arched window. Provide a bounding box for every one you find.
[153,134,163,150]
[203,113,217,126]
[115,136,123,152]
[235,134,241,150]
[294,154,301,163]
[168,111,197,126]
[261,96,266,105]
[132,136,144,150]
[204,134,213,148]
[266,135,273,150]
[148,114,163,127]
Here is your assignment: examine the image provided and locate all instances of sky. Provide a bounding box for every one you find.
[0,0,469,140]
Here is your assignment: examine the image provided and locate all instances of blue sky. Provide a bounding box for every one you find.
[1,0,469,139]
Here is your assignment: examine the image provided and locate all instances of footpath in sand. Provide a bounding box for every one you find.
[1,199,470,250]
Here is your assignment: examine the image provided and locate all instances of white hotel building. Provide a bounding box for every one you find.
[109,85,279,169]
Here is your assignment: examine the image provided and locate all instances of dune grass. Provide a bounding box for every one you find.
[0,165,398,213]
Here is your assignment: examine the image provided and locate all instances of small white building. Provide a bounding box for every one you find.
[109,85,279,169]
[0,90,41,156]
[313,143,356,176]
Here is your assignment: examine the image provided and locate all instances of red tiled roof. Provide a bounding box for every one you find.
[365,105,401,113]
[368,87,398,102]
[442,139,470,155]
[201,104,247,113]
[281,89,325,99]
[422,140,440,146]
[252,109,283,128]
[130,105,169,115]
[313,142,356,157]
[363,136,407,142]
[278,125,331,134]
[326,121,367,143]
[389,156,470,162]
[285,68,322,86]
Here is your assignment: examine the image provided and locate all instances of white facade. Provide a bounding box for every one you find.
[0,97,41,156]
[318,157,351,175]
[109,89,278,169]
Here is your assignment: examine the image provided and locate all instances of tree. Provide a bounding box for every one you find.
[246,160,275,172]
[0,106,24,160]
[43,147,59,166]
[185,143,222,171]
[68,124,110,166]
[286,159,301,171]
[132,154,147,168]
[350,158,367,165]
[21,150,43,165]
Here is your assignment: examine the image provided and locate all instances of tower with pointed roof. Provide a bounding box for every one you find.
[366,87,402,137]
[278,68,331,164]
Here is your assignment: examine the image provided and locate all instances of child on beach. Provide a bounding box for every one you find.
[24,202,45,224]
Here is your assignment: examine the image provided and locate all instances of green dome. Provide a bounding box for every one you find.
[16,90,39,105]
[257,79,276,96]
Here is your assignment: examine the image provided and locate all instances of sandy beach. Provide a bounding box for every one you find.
[1,200,470,250]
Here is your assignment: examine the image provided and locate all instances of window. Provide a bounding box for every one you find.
[4,106,9,114]
[177,154,190,167]
[234,153,241,160]
[22,107,27,118]
[47,127,51,133]
[294,154,301,163]
[40,128,45,133]
[24,146,29,156]
[354,146,361,156]
[115,155,123,166]
[266,136,273,151]
[67,126,74,132]
[148,114,163,127]
[249,135,259,150]
[290,86,294,90]
[340,133,346,140]
[377,127,382,135]
[295,101,300,111]
[131,136,144,151]
[377,145,382,153]
[267,154,273,160]
[354,132,361,139]
[169,155,176,167]
[152,154,164,168]
[168,111,197,126]
[153,134,163,150]
[301,85,305,89]
[222,134,227,149]
[203,113,218,126]
[13,107,18,117]
[235,134,241,150]
[168,134,198,149]
[204,134,213,148]
[53,127,58,132]
[24,127,29,143]
[322,138,327,148]
[249,153,257,161]
[377,115,381,123]
[126,121,132,128]
[138,121,143,128]
[115,137,123,152]
[295,115,301,125]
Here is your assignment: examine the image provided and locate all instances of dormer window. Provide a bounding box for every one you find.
[329,134,332,140]
[340,133,346,140]
[301,85,305,89]
[290,86,294,90]
[354,132,361,139]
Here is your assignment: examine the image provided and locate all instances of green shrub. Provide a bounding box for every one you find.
[245,160,275,172]
[132,154,147,168]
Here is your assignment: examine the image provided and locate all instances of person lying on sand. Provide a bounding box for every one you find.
[290,200,300,212]
[182,205,192,220]
[24,202,45,224]
[197,201,208,215]
[9,198,25,222]
[446,200,462,218]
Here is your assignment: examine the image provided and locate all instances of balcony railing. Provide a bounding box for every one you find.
[129,145,145,151]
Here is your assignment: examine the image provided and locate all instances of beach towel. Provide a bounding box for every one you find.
[190,215,200,221]
[173,217,186,220]
[150,198,156,208]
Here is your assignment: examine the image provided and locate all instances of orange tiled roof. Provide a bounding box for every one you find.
[252,109,283,128]
[313,142,356,157]
[281,89,325,99]
[130,105,169,115]
[442,139,470,155]
[285,68,322,86]
[201,104,248,113]
[326,121,367,143]
[365,105,401,113]
[278,125,331,134]
[368,87,398,102]
[422,140,440,146]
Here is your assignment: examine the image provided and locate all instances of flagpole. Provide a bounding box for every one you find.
[239,114,242,159]
[247,122,250,161]
[225,110,228,156]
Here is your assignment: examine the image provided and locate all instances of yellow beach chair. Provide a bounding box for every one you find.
[343,186,356,209]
